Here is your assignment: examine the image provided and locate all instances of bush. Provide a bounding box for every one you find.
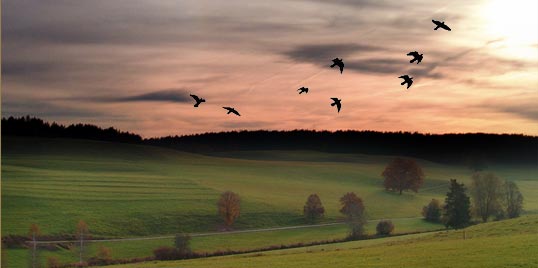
[422,199,442,222]
[376,220,394,235]
[46,256,61,268]
[96,245,112,260]
[153,246,178,261]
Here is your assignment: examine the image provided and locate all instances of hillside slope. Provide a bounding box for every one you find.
[108,215,538,268]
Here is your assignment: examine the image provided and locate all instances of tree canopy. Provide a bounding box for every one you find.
[381,158,424,195]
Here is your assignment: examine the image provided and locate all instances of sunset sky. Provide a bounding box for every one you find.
[2,0,538,137]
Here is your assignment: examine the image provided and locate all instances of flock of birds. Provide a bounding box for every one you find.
[190,20,451,116]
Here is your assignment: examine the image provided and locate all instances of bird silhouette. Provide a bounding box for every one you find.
[190,94,206,107]
[330,58,344,74]
[330,98,342,113]
[223,107,241,116]
[399,75,413,89]
[297,87,309,94]
[432,20,451,31]
[407,51,423,64]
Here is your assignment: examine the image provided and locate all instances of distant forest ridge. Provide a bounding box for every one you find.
[3,116,537,165]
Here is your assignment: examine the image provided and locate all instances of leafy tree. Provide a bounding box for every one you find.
[174,234,192,256]
[218,191,241,228]
[376,220,394,235]
[339,192,367,239]
[422,199,442,222]
[443,179,471,229]
[76,220,90,264]
[29,223,41,268]
[303,194,325,223]
[470,173,503,222]
[503,181,523,218]
[381,158,424,195]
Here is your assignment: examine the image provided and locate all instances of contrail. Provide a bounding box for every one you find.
[244,63,302,95]
[292,68,328,89]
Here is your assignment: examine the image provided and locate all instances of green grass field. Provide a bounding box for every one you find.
[2,136,537,267]
[106,215,538,268]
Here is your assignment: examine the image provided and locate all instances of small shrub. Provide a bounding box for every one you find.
[46,256,61,268]
[422,198,442,222]
[153,246,178,260]
[376,220,394,235]
[97,245,112,260]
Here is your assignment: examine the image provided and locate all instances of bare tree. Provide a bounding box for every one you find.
[76,220,90,264]
[503,181,523,218]
[381,158,424,195]
[470,173,504,222]
[29,223,41,268]
[218,191,241,228]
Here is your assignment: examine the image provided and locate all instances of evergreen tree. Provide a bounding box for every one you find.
[443,179,471,229]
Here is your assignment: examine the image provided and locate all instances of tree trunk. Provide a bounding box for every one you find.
[399,189,403,195]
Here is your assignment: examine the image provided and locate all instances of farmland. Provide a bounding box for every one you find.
[2,136,537,267]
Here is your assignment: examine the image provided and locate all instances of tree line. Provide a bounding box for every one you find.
[2,116,142,144]
[3,116,537,165]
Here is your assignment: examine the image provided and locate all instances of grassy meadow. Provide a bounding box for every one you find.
[106,215,538,268]
[2,136,537,267]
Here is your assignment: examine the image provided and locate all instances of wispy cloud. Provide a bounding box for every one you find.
[92,90,192,103]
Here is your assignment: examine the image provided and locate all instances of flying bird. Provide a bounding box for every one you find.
[330,98,342,113]
[297,87,309,94]
[223,107,241,116]
[399,75,413,89]
[190,94,206,107]
[432,20,451,31]
[330,58,344,74]
[407,51,423,64]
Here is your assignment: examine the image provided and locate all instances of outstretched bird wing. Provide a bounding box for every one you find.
[407,51,419,57]
[407,80,413,89]
[336,102,341,113]
[432,20,440,25]
[398,75,408,79]
[232,110,241,116]
[440,24,451,31]
[330,97,339,102]
[190,94,200,102]
[339,63,344,74]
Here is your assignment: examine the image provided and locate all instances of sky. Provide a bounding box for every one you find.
[2,0,538,137]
